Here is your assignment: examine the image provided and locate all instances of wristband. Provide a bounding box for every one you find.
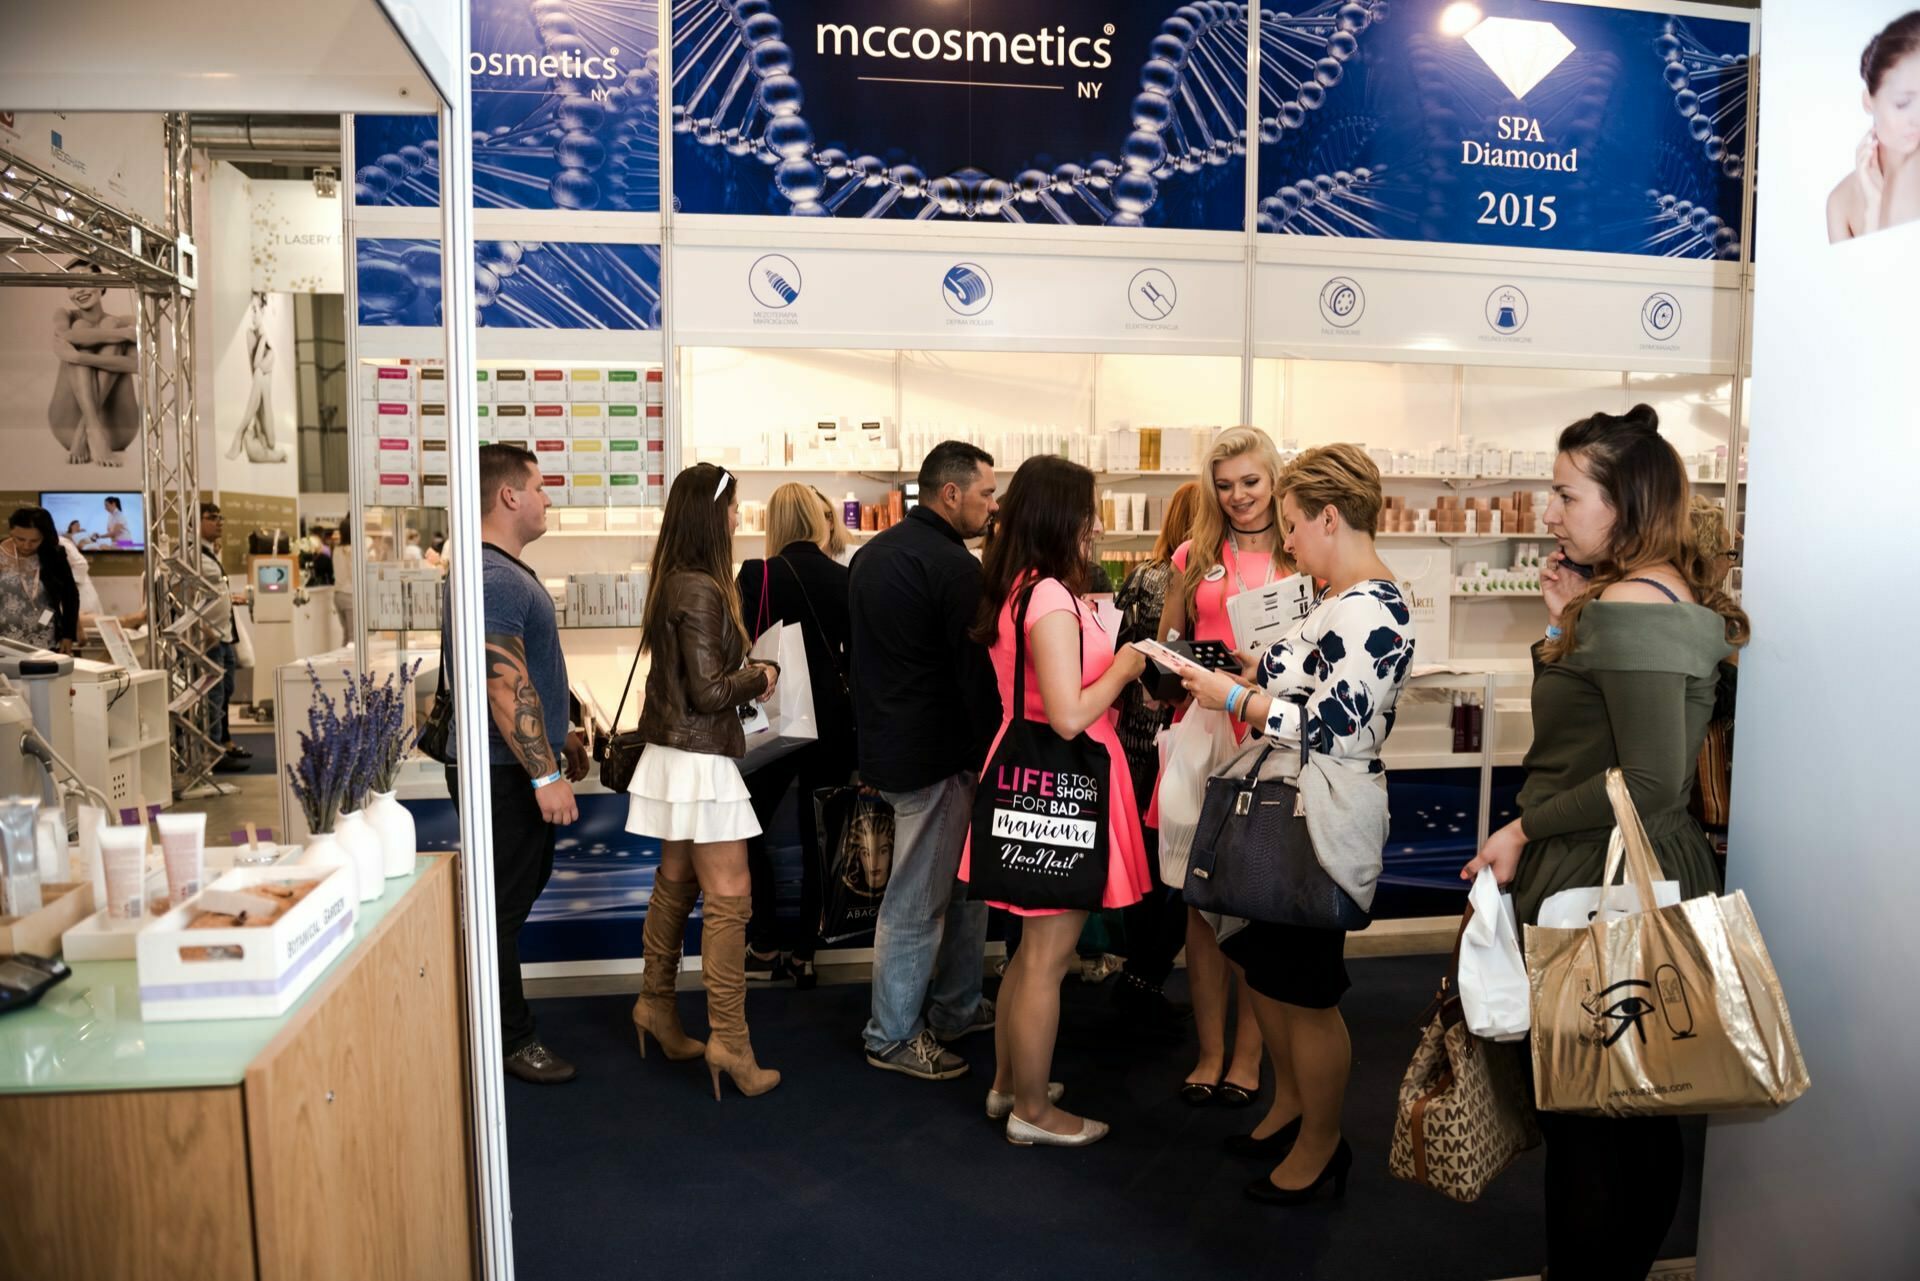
[531,769,563,789]
[1544,624,1564,640]
[1224,685,1243,717]
[1240,692,1259,725]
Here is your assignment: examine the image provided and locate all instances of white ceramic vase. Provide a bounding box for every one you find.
[297,829,355,904]
[335,808,385,903]
[366,790,418,878]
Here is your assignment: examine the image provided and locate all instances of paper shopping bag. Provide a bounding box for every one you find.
[1155,707,1238,884]
[739,622,818,773]
[1526,771,1811,1117]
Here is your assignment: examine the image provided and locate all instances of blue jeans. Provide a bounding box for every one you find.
[862,772,989,1053]
[210,639,236,745]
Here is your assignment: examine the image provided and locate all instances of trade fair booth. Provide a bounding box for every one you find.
[3,0,1915,1278]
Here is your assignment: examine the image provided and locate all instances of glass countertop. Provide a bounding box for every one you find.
[0,862,436,1095]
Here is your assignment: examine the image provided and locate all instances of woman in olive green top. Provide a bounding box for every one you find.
[1462,403,1748,1281]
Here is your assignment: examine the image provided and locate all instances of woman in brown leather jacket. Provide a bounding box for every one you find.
[627,463,783,1099]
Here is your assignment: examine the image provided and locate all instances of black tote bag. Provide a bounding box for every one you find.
[1183,723,1372,932]
[967,587,1109,913]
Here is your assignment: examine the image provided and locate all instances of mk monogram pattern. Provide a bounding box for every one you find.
[1389,996,1542,1203]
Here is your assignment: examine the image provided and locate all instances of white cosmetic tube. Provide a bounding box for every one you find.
[97,825,149,921]
[155,812,208,907]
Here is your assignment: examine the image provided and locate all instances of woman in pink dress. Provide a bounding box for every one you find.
[1154,426,1293,1109]
[961,456,1149,1147]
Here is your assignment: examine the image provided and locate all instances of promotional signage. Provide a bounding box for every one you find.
[354,0,661,212]
[672,0,1248,230]
[673,244,1247,352]
[1252,259,1738,371]
[356,238,662,329]
[1253,0,1752,259]
[0,112,168,226]
[251,180,345,293]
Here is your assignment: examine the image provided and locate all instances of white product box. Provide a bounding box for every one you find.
[136,864,355,1022]
[473,369,494,403]
[568,403,607,437]
[375,436,417,472]
[568,368,606,402]
[491,403,531,439]
[605,404,643,437]
[531,403,571,434]
[422,472,450,508]
[532,438,570,472]
[1107,429,1141,472]
[541,473,571,506]
[419,438,449,480]
[607,472,646,505]
[372,473,418,505]
[568,472,607,506]
[606,438,644,473]
[605,369,643,403]
[645,370,664,405]
[359,363,414,401]
[366,400,414,435]
[492,367,532,402]
[531,368,569,402]
[418,402,449,441]
[416,366,446,402]
[569,439,607,472]
[1161,428,1197,475]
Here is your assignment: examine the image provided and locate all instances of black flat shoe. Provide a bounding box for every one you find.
[1244,1138,1353,1206]
[1215,1081,1258,1109]
[1179,1081,1220,1106]
[1223,1116,1302,1158]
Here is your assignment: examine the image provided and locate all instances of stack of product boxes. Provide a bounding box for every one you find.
[367,360,665,510]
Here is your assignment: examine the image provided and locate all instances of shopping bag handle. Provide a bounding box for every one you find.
[1601,769,1663,918]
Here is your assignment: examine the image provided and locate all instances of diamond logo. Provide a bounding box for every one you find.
[1463,18,1575,100]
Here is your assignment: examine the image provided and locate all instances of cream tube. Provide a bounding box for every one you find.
[79,805,107,908]
[155,812,207,907]
[97,824,148,921]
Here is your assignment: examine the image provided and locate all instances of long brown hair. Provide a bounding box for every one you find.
[1182,426,1292,618]
[1544,405,1750,662]
[641,463,748,656]
[970,456,1095,646]
[1149,481,1202,564]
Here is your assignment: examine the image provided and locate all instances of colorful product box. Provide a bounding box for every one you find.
[491,403,530,438]
[358,363,415,401]
[493,367,532,402]
[567,403,606,437]
[607,472,646,505]
[568,368,605,402]
[569,439,607,472]
[418,402,448,441]
[605,369,643,403]
[531,368,569,403]
[533,438,571,471]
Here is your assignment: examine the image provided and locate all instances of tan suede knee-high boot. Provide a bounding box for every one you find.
[632,875,706,1061]
[700,893,781,1099]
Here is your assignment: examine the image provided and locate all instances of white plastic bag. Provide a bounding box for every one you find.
[1155,706,1238,884]
[1458,868,1530,1042]
[1535,829,1681,929]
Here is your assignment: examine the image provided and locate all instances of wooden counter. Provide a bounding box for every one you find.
[0,856,474,1281]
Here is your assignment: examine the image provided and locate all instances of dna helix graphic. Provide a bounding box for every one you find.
[355,0,663,212]
[357,238,664,329]
[1658,19,1748,181]
[673,0,1334,224]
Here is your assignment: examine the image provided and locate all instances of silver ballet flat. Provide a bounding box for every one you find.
[986,1082,1064,1120]
[1005,1113,1109,1147]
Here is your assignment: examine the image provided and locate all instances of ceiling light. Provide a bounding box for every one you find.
[1438,3,1483,38]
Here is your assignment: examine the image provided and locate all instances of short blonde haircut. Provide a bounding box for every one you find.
[766,482,831,552]
[1280,443,1383,536]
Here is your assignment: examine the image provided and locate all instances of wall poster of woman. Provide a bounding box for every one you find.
[227,291,289,463]
[48,261,139,466]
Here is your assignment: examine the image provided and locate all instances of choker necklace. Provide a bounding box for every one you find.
[1229,520,1275,536]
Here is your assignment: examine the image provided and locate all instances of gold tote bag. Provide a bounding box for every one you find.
[1527,771,1811,1117]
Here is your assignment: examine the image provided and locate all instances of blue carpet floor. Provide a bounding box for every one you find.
[505,956,1702,1281]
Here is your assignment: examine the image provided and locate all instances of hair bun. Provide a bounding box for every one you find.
[1622,403,1660,432]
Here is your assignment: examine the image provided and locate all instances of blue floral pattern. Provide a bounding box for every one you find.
[1253,580,1414,775]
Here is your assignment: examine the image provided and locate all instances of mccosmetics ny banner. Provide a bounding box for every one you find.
[671,0,1252,230]
[1253,0,1752,258]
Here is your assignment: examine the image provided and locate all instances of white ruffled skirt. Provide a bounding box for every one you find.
[625,743,761,843]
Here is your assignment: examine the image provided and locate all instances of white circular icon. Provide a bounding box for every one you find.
[942,262,993,316]
[749,254,801,309]
[1129,268,1177,320]
[1319,276,1364,328]
[1641,292,1682,341]
[1485,285,1530,334]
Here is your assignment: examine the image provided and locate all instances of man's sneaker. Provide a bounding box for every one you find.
[503,1041,577,1085]
[866,1029,969,1081]
[932,996,995,1043]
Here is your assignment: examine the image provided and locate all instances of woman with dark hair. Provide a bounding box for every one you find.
[0,508,80,653]
[959,456,1149,1147]
[1461,404,1749,1279]
[1828,10,1920,242]
[626,463,783,1100]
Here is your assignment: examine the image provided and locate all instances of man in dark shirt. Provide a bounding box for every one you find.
[850,441,1001,1080]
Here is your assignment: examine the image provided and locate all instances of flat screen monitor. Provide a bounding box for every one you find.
[40,492,146,552]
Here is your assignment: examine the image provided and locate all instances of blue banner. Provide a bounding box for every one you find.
[671,0,1247,230]
[355,238,663,328]
[354,0,662,212]
[1253,0,1750,259]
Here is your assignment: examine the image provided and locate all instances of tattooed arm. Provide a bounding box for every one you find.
[487,632,577,825]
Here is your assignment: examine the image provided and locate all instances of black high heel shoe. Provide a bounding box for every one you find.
[1223,1115,1301,1158]
[1243,1138,1353,1206]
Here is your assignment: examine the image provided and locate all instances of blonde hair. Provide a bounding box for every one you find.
[812,487,848,558]
[1182,426,1292,618]
[1279,443,1384,536]
[1684,495,1734,587]
[766,482,830,553]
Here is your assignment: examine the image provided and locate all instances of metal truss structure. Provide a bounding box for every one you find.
[1,116,224,794]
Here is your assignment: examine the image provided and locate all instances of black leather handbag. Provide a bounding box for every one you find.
[597,647,646,792]
[1182,722,1371,932]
